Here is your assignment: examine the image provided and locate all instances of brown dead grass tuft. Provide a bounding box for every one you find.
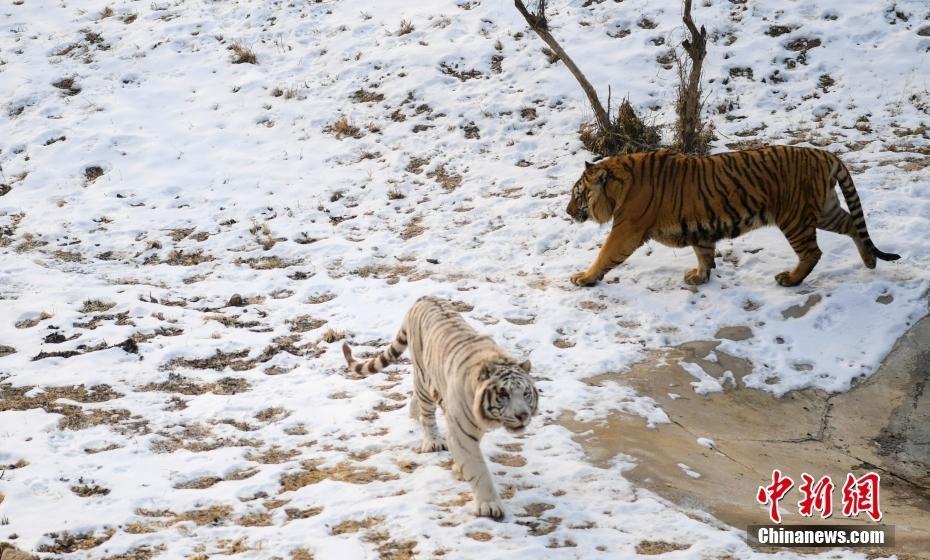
[142,373,250,394]
[38,528,115,553]
[0,383,143,434]
[101,544,166,560]
[320,328,346,343]
[174,505,234,526]
[246,446,300,464]
[327,116,362,139]
[174,476,223,490]
[332,516,384,535]
[427,164,463,191]
[280,460,399,492]
[285,506,323,520]
[287,315,327,333]
[351,89,385,103]
[400,216,425,240]
[255,406,290,422]
[164,249,214,266]
[291,549,315,560]
[150,423,261,454]
[635,541,691,555]
[229,43,257,64]
[80,299,116,313]
[235,256,297,269]
[237,511,273,526]
[71,483,111,497]
[14,311,52,329]
[397,19,415,35]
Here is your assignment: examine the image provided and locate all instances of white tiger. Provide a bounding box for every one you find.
[342,296,539,520]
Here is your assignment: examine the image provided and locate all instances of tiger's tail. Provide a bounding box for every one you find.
[831,158,901,263]
[342,326,408,376]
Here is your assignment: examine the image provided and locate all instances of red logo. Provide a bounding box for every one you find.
[758,471,882,523]
[798,473,834,519]
[757,469,794,523]
[842,472,882,522]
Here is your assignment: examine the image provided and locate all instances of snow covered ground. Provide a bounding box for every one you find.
[1,0,928,558]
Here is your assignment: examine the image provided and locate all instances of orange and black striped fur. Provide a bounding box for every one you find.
[342,296,538,520]
[566,146,900,287]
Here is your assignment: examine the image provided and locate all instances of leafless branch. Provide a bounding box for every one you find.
[514,0,611,134]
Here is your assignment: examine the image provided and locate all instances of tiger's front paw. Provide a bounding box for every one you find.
[451,462,464,481]
[570,271,599,287]
[475,499,505,521]
[775,271,801,287]
[684,268,710,285]
[419,437,447,453]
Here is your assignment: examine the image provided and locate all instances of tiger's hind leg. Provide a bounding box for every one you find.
[412,365,446,453]
[684,243,717,285]
[818,196,876,269]
[776,223,822,287]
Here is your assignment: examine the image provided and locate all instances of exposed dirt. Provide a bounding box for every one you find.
[558,312,930,555]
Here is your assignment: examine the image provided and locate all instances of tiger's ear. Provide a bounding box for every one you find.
[478,364,492,381]
[518,359,531,373]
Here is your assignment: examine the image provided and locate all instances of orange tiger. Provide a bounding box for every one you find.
[565,146,900,287]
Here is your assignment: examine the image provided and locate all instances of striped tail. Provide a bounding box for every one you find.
[832,160,901,263]
[342,327,408,376]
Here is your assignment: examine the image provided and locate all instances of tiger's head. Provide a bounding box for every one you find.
[566,160,615,225]
[474,359,538,434]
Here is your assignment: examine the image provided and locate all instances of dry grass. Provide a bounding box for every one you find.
[397,19,415,35]
[245,446,301,464]
[287,314,327,333]
[635,541,691,555]
[71,483,111,497]
[85,165,105,181]
[38,528,115,553]
[351,89,385,103]
[255,406,290,422]
[80,299,116,313]
[141,373,250,395]
[291,549,315,560]
[237,511,273,526]
[332,516,384,535]
[14,311,52,329]
[280,460,399,492]
[285,506,323,521]
[174,505,234,526]
[490,453,527,467]
[229,43,257,64]
[579,99,662,157]
[427,164,463,191]
[174,476,222,490]
[306,292,338,304]
[0,383,144,434]
[327,115,362,139]
[163,249,214,266]
[101,544,166,560]
[320,328,346,343]
[150,423,261,454]
[235,256,296,269]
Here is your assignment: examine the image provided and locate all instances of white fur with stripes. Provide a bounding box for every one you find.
[342,296,538,520]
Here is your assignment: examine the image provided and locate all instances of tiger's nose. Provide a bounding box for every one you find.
[515,411,529,423]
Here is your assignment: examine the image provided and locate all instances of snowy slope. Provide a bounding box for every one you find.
[1,0,928,558]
